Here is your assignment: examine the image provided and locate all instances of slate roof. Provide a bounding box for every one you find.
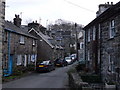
[84,1,120,29]
[5,21,37,39]
[28,28,55,48]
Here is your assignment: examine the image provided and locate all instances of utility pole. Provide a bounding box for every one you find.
[75,23,78,61]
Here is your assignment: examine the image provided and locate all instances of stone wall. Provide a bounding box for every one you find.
[2,30,37,72]
[101,14,120,84]
[0,0,5,86]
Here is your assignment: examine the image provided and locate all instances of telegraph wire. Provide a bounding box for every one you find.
[64,0,95,13]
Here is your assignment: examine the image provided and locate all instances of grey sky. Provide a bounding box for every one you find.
[6,0,119,26]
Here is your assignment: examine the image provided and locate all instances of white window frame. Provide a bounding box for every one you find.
[24,55,27,67]
[98,24,101,39]
[17,55,22,65]
[108,54,114,73]
[80,42,84,49]
[32,39,35,46]
[28,55,31,64]
[93,26,96,40]
[109,20,115,38]
[88,50,90,61]
[20,36,25,44]
[88,29,90,42]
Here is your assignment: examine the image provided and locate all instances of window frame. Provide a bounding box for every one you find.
[108,54,115,73]
[109,19,115,38]
[20,35,25,44]
[88,29,90,42]
[93,26,96,40]
[17,55,22,65]
[32,39,35,46]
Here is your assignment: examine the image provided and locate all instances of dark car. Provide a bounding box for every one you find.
[36,60,55,72]
[54,59,68,67]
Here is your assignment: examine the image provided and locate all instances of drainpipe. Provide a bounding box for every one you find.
[4,32,11,76]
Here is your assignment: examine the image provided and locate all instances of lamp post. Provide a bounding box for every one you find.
[75,23,78,61]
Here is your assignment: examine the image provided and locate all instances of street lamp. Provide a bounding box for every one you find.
[75,23,78,61]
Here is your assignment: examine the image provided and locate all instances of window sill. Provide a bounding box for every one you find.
[107,37,114,41]
[32,44,35,46]
[20,42,25,45]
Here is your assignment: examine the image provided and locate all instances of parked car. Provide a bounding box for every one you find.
[36,60,55,72]
[65,57,72,65]
[71,54,77,62]
[54,58,68,67]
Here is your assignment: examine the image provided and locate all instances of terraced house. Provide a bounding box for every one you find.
[2,15,37,76]
[28,22,57,62]
[84,1,120,86]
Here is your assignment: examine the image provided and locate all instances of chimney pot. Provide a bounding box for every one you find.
[111,2,113,5]
[107,2,109,5]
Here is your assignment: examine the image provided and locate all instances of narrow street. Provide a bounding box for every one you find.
[2,64,74,89]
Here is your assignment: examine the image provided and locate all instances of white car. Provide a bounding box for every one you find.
[65,57,72,64]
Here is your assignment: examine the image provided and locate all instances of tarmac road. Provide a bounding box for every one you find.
[2,64,74,89]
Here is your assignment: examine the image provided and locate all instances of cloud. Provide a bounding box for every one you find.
[6,0,120,26]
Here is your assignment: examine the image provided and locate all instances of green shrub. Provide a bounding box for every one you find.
[27,64,35,71]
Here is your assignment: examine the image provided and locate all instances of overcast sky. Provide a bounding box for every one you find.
[6,0,119,27]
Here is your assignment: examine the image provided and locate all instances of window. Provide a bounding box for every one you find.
[24,55,27,67]
[31,55,37,62]
[4,31,8,42]
[93,26,96,40]
[98,24,101,39]
[32,39,35,46]
[88,50,90,61]
[88,29,90,42]
[80,42,84,49]
[108,54,114,73]
[28,55,31,64]
[17,55,22,65]
[109,20,115,38]
[20,36,25,44]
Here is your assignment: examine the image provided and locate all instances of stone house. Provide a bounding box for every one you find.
[2,15,37,76]
[78,30,85,62]
[84,1,120,85]
[28,22,57,62]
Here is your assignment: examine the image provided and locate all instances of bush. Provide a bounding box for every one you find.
[81,74,102,83]
[27,64,35,71]
[12,65,28,76]
[67,67,77,75]
[75,64,85,72]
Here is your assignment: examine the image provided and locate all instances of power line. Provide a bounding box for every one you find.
[64,0,95,13]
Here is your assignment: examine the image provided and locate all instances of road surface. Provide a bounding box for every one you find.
[2,64,74,89]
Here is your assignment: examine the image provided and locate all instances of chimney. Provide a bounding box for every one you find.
[13,14,22,27]
[107,2,109,5]
[111,2,113,5]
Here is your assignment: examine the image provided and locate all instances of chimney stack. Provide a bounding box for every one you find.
[111,2,113,5]
[13,14,22,28]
